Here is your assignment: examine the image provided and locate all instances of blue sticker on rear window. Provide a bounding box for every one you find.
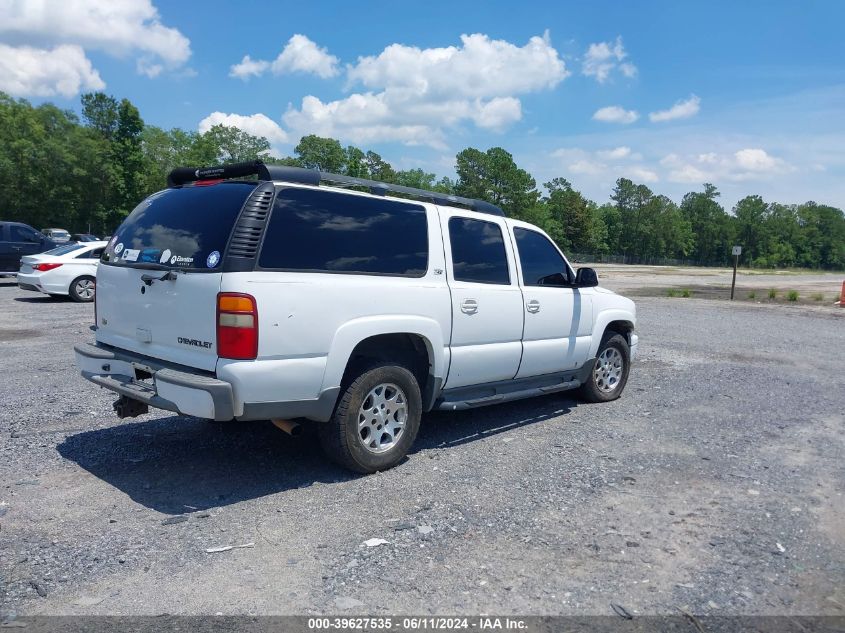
[138,248,161,264]
[206,250,221,268]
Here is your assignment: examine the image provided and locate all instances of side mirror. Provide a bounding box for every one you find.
[575,267,598,288]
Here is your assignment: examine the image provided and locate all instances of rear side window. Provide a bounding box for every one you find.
[46,244,85,256]
[448,217,510,284]
[259,188,428,276]
[513,227,572,286]
[102,182,256,270]
[10,226,41,242]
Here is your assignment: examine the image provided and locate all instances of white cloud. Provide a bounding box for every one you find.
[734,148,778,171]
[229,55,270,80]
[582,36,636,83]
[663,147,788,183]
[198,112,288,145]
[280,32,567,147]
[550,145,649,182]
[568,159,606,176]
[627,166,659,183]
[592,105,639,124]
[0,0,191,79]
[597,146,631,160]
[0,44,104,97]
[649,95,701,122]
[272,34,339,78]
[347,31,568,99]
[230,35,339,80]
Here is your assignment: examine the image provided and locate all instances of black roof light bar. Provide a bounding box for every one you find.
[166,160,505,217]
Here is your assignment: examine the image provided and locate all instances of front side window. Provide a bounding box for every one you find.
[513,227,572,286]
[448,217,510,285]
[259,188,428,276]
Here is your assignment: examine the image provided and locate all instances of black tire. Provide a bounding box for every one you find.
[69,275,96,302]
[318,362,422,474]
[578,333,631,403]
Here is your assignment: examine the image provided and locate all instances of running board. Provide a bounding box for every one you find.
[434,367,591,412]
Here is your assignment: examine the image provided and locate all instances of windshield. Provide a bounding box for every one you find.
[44,243,85,256]
[52,230,70,238]
[101,182,256,270]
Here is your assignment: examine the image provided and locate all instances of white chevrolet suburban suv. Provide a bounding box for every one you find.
[74,161,638,473]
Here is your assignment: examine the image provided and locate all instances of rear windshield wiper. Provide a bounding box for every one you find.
[141,270,178,286]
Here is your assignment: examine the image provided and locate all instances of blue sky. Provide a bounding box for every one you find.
[1,0,843,209]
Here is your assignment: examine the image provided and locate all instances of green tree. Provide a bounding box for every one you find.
[732,195,769,265]
[294,134,345,172]
[543,177,607,253]
[454,147,538,219]
[202,124,270,164]
[680,183,733,265]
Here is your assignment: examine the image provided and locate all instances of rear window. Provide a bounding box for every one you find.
[448,217,510,285]
[101,182,256,270]
[45,244,85,256]
[258,188,428,277]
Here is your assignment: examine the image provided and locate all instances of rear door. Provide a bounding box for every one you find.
[441,212,524,389]
[95,182,258,371]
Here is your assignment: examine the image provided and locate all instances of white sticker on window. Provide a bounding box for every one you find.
[122,248,140,262]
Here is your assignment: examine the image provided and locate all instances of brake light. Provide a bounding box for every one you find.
[33,263,62,271]
[194,179,224,187]
[217,293,258,360]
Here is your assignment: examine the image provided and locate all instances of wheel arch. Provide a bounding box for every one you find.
[321,316,446,411]
[588,310,636,358]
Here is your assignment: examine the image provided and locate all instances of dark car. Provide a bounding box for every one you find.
[72,233,100,242]
[0,222,58,274]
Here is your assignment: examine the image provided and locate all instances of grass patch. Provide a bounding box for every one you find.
[681,288,692,298]
[812,293,824,301]
[666,289,679,297]
[747,291,756,299]
[787,290,799,302]
[768,288,778,299]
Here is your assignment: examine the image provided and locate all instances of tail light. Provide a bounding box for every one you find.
[217,293,258,360]
[33,263,62,271]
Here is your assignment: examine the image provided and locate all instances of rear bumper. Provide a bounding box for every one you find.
[74,342,340,423]
[17,272,67,295]
[74,342,235,421]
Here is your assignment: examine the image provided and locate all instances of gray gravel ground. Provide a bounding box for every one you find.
[0,278,843,617]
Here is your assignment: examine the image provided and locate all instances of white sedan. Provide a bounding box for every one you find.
[17,241,108,302]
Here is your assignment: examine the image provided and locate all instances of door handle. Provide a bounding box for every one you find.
[461,298,478,314]
[526,299,540,313]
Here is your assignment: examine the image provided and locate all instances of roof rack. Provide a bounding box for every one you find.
[166,160,505,217]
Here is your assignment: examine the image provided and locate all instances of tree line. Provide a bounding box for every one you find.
[1,91,842,270]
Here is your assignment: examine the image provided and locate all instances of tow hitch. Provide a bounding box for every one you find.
[113,395,149,419]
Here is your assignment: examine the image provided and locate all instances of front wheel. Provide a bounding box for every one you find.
[69,276,96,302]
[578,333,631,403]
[318,362,422,474]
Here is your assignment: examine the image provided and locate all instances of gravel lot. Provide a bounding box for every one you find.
[0,277,843,618]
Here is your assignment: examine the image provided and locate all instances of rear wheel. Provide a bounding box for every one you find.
[318,362,422,474]
[69,275,96,302]
[578,333,631,403]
